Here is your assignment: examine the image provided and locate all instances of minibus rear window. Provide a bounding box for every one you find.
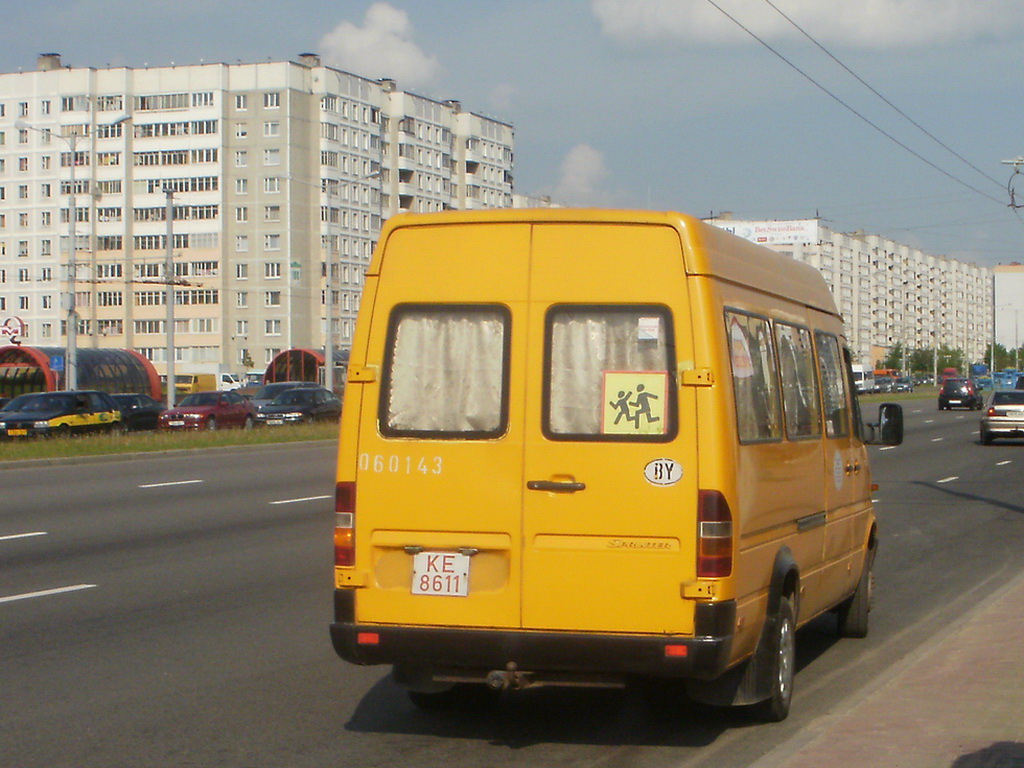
[544,306,677,442]
[380,305,510,438]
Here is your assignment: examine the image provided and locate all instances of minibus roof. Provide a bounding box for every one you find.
[375,209,840,318]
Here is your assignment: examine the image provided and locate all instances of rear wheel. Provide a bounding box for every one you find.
[407,684,498,711]
[242,416,253,430]
[751,596,796,722]
[981,429,993,445]
[837,551,874,638]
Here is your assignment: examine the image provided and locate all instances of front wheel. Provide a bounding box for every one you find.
[837,551,874,638]
[206,417,218,431]
[751,596,796,722]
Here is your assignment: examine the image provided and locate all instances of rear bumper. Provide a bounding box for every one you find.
[330,591,736,681]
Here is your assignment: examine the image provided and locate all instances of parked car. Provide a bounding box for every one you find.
[111,393,166,431]
[894,376,915,392]
[0,390,125,438]
[254,387,341,426]
[158,390,256,431]
[250,381,320,410]
[937,378,982,410]
[980,390,1024,444]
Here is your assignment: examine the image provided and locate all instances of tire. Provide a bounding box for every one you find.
[981,429,993,445]
[206,417,218,431]
[837,551,874,638]
[243,416,253,431]
[751,595,796,722]
[407,684,497,711]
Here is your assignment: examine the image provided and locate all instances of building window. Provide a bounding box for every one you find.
[264,319,282,335]
[235,150,247,167]
[236,263,249,279]
[263,121,280,137]
[264,92,280,108]
[235,94,248,110]
[264,234,281,251]
[237,292,248,308]
[264,262,281,278]
[236,235,249,252]
[263,177,280,193]
[265,291,281,307]
[263,149,280,166]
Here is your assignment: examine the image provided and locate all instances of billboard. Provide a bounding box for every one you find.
[710,219,820,246]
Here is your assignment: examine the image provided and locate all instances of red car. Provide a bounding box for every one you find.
[158,390,256,431]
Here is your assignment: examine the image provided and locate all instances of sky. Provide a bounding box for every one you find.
[2,0,1024,267]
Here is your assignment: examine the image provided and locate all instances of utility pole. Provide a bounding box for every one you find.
[164,188,177,408]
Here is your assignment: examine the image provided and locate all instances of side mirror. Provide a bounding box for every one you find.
[865,403,903,446]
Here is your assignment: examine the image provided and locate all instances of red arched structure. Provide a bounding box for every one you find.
[0,345,162,400]
[265,348,349,388]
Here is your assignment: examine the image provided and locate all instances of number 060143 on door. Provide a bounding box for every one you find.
[411,552,470,596]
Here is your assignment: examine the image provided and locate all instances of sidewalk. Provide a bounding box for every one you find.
[752,570,1024,768]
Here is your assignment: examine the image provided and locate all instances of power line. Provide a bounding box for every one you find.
[760,0,1005,191]
[702,0,1007,208]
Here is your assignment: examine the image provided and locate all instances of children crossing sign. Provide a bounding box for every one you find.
[602,371,668,435]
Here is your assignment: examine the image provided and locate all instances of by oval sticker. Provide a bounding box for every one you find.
[644,458,683,486]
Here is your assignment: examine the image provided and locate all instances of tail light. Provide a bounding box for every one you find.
[334,482,356,566]
[697,490,733,578]
[987,407,997,417]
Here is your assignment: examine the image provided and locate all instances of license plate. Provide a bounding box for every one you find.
[948,399,961,404]
[268,419,285,426]
[411,551,470,597]
[169,420,185,427]
[8,428,28,437]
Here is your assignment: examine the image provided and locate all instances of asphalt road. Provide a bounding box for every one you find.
[2,406,1023,768]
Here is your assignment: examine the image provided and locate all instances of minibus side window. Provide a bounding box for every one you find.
[844,346,865,441]
[815,332,850,438]
[380,305,509,438]
[545,306,676,441]
[726,310,783,443]
[775,322,821,439]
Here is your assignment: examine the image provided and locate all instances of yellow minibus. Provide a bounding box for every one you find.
[330,210,902,721]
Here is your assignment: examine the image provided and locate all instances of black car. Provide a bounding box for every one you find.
[0,390,126,438]
[254,387,341,426]
[937,378,982,410]
[111,393,167,431]
[250,381,321,410]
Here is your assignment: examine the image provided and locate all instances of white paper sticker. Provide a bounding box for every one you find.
[638,317,661,341]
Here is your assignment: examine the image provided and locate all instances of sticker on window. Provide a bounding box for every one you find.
[602,372,668,435]
[638,317,661,342]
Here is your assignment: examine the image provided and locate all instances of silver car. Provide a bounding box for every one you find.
[980,390,1024,444]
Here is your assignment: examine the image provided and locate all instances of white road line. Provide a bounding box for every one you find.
[879,446,897,451]
[936,476,958,484]
[0,531,47,542]
[0,584,97,605]
[997,460,1013,466]
[924,419,934,423]
[270,495,331,505]
[138,479,204,489]
[931,437,944,442]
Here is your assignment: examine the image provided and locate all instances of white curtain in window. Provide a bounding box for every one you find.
[386,309,505,433]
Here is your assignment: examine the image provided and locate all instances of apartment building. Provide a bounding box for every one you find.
[708,217,993,369]
[0,53,514,375]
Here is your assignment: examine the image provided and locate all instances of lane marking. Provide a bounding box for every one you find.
[138,479,204,489]
[997,460,1012,466]
[0,583,97,605]
[0,531,47,542]
[924,419,934,424]
[270,495,331,505]
[931,437,944,442]
[879,446,897,451]
[936,476,958,484]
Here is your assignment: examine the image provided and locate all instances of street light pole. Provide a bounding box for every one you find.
[17,116,130,390]
[164,187,177,408]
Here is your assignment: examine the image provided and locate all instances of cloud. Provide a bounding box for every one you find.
[553,144,613,206]
[318,3,441,88]
[591,0,1024,48]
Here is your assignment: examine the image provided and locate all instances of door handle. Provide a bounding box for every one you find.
[527,480,586,493]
